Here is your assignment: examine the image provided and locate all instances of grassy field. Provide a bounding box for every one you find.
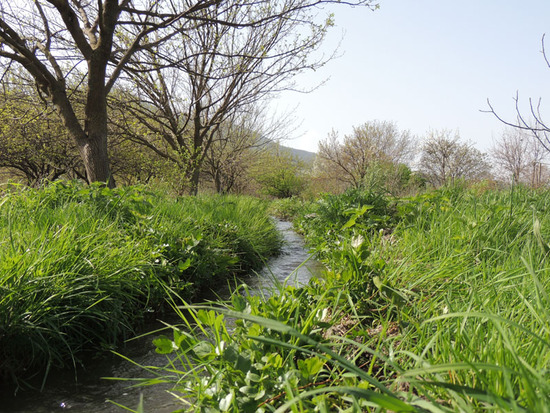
[137,185,550,412]
[0,181,282,387]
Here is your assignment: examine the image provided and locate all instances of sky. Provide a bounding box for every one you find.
[273,0,550,154]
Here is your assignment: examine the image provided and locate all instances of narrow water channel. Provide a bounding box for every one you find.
[0,220,322,413]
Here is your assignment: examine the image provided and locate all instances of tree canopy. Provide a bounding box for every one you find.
[0,0,377,187]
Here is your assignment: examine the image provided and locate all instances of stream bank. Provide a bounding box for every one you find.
[0,220,321,413]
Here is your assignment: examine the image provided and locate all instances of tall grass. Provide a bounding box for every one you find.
[298,185,550,410]
[381,187,550,411]
[134,185,550,412]
[0,181,281,387]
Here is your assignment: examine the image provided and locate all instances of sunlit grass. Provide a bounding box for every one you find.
[140,185,550,412]
[0,181,281,387]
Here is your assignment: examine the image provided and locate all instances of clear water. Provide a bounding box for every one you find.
[0,220,322,413]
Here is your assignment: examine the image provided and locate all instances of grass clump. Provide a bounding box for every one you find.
[0,181,281,387]
[295,185,550,411]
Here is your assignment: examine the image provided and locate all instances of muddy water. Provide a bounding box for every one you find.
[0,220,322,413]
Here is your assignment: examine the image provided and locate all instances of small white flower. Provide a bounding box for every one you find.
[442,305,449,314]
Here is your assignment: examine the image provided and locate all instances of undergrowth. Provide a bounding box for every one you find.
[0,181,281,387]
[133,185,550,412]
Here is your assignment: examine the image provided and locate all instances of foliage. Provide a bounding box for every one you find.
[361,161,426,196]
[268,197,311,221]
[419,130,490,187]
[295,187,396,259]
[316,121,416,190]
[0,84,82,185]
[253,146,308,198]
[130,285,419,412]
[0,0,378,186]
[135,185,550,412]
[0,181,281,386]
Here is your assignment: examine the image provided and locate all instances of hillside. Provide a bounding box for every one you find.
[281,145,316,164]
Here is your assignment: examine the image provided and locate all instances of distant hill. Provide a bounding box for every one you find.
[281,145,316,164]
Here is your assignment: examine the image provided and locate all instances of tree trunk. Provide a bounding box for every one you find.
[72,52,114,187]
[77,133,114,186]
[48,84,114,187]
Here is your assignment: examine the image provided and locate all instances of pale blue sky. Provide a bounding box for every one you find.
[275,0,550,154]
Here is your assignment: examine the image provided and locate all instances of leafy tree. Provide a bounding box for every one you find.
[316,120,416,190]
[0,85,82,185]
[0,0,377,188]
[361,161,425,195]
[253,145,307,198]
[419,130,490,187]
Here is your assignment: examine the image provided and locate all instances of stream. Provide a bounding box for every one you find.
[0,220,322,413]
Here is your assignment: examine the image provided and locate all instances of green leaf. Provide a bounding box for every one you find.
[178,258,191,271]
[193,341,213,358]
[231,295,247,312]
[153,335,176,354]
[273,386,416,413]
[239,385,258,396]
[197,309,217,326]
[298,356,325,378]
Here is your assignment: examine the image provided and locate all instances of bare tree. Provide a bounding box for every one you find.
[316,120,415,189]
[491,127,548,186]
[111,1,357,193]
[419,130,490,187]
[485,35,550,155]
[0,0,377,188]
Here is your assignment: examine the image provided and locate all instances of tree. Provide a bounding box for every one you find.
[111,1,356,194]
[491,127,548,186]
[419,130,490,187]
[252,145,307,198]
[486,35,550,155]
[202,109,280,194]
[316,120,416,189]
[0,0,377,188]
[0,83,82,185]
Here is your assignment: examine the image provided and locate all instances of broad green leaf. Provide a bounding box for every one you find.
[153,335,176,354]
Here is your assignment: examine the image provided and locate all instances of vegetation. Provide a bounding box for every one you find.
[252,145,308,199]
[419,130,490,187]
[126,184,550,412]
[0,0,377,186]
[315,121,416,192]
[0,181,282,387]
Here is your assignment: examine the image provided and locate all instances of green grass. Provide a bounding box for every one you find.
[132,185,550,412]
[0,181,282,387]
[382,187,550,411]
